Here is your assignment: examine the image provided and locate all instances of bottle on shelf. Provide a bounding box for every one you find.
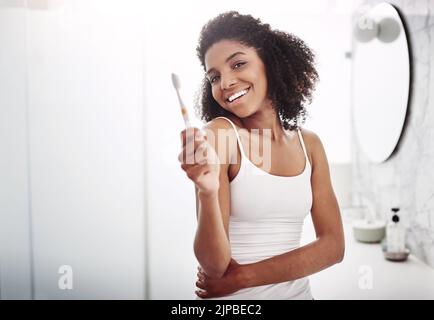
[386,208,406,253]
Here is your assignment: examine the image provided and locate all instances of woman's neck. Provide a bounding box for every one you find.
[238,105,287,143]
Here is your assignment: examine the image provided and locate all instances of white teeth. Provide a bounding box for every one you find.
[228,89,248,102]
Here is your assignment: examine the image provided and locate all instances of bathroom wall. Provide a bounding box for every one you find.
[0,3,33,299]
[352,0,434,267]
[0,0,147,299]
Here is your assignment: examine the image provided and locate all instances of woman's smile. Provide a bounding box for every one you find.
[226,87,250,106]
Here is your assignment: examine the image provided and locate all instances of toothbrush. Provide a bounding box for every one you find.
[171,73,191,128]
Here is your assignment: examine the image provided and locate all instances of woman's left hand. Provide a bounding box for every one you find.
[195,259,245,298]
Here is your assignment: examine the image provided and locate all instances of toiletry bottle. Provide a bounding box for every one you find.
[386,208,406,253]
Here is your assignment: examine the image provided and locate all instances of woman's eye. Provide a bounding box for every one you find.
[233,62,246,69]
[210,76,219,84]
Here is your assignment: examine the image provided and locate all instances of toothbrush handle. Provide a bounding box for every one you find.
[176,90,191,128]
[181,106,191,128]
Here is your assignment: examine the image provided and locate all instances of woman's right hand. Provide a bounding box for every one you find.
[178,127,220,196]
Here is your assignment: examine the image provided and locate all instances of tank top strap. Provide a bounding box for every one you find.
[213,117,246,158]
[297,129,308,161]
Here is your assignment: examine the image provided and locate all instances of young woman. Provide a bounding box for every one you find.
[178,11,344,299]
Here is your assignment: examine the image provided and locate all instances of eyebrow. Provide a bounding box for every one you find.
[206,51,246,76]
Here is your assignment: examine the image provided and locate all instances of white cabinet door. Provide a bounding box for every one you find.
[1,1,147,299]
[0,4,33,300]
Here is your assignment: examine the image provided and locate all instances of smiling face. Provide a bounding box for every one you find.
[204,40,271,118]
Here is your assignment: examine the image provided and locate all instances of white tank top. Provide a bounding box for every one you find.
[200,116,313,300]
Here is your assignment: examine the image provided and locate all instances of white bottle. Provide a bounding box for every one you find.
[386,208,406,253]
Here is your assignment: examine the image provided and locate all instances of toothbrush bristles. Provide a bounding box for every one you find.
[171,73,180,90]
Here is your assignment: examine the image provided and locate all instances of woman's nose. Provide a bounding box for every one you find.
[220,75,237,90]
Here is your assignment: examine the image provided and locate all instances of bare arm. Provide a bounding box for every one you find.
[194,186,230,279]
[191,119,236,279]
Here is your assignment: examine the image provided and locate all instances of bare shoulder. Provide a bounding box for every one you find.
[203,117,239,167]
[203,117,239,145]
[204,117,237,131]
[298,128,326,166]
[203,115,244,132]
[299,128,321,147]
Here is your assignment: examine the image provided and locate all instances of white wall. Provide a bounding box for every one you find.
[0,4,33,299]
[0,0,147,299]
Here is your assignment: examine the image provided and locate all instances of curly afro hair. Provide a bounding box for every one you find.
[195,11,319,130]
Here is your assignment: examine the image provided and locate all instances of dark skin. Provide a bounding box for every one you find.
[196,259,242,297]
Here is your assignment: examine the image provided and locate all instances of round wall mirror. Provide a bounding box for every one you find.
[353,2,411,163]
